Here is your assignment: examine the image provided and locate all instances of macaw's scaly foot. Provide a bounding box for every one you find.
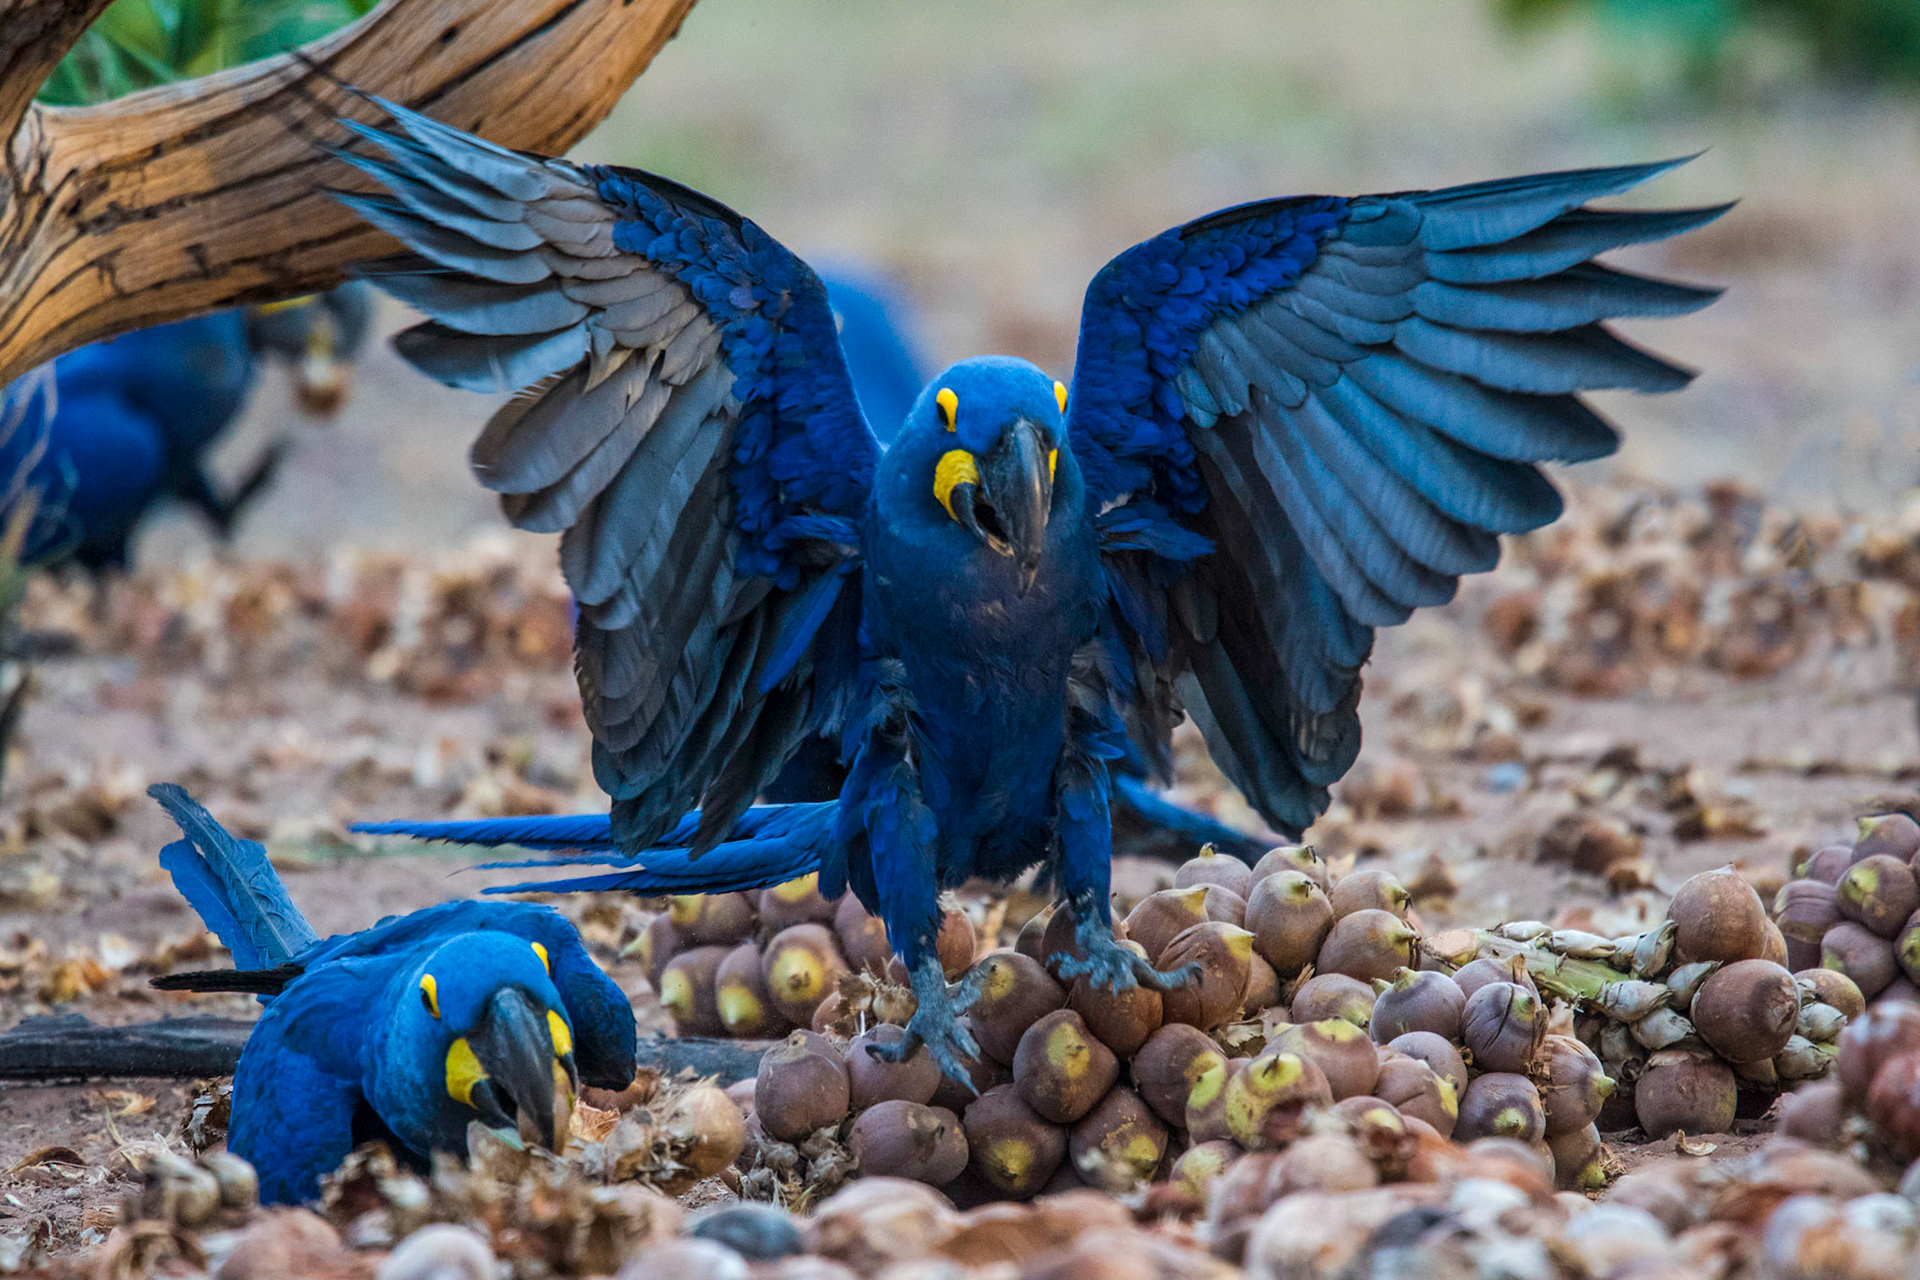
[867,957,982,1087]
[1054,915,1202,995]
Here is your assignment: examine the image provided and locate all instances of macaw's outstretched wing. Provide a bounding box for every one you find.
[1069,159,1726,836]
[331,100,878,851]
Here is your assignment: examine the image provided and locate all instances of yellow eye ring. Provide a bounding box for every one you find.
[419,973,440,1019]
[1053,381,1068,414]
[936,387,958,430]
[531,941,549,973]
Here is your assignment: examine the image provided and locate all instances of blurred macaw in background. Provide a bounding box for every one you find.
[339,99,1724,1078]
[147,783,635,1205]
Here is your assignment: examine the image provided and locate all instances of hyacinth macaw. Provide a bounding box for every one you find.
[0,286,373,570]
[146,784,634,1205]
[338,99,1724,1078]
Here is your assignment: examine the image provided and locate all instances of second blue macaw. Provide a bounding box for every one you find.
[337,100,1725,1078]
[147,784,635,1205]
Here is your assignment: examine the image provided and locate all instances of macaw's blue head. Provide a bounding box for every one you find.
[889,356,1071,595]
[376,931,579,1158]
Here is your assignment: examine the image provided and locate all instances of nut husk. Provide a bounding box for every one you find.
[1370,969,1466,1043]
[1122,888,1211,967]
[1244,872,1335,978]
[1386,1031,1468,1098]
[1822,921,1899,999]
[1157,922,1255,1029]
[847,1101,968,1186]
[1536,1035,1613,1137]
[1327,870,1411,922]
[833,896,893,975]
[1775,1079,1847,1146]
[1774,879,1843,945]
[1867,1052,1920,1160]
[1455,1072,1545,1144]
[1634,1053,1736,1138]
[759,873,839,932]
[961,1084,1066,1200]
[1068,944,1164,1057]
[668,892,757,947]
[1068,1086,1169,1192]
[1252,844,1330,891]
[1461,980,1545,1074]
[1223,1051,1333,1150]
[1690,959,1798,1064]
[968,952,1067,1066]
[1267,1018,1381,1101]
[762,924,851,1026]
[849,1024,941,1111]
[1012,1009,1119,1124]
[1837,855,1920,939]
[1131,1023,1229,1129]
[716,941,791,1038]
[1290,973,1376,1028]
[1837,1002,1920,1106]
[659,945,730,1038]
[1173,847,1256,899]
[1546,1123,1606,1193]
[1372,1055,1459,1139]
[756,1030,851,1142]
[1668,866,1769,964]
[1315,909,1419,984]
[1453,955,1538,1002]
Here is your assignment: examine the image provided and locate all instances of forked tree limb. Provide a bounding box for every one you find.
[0,0,699,384]
[0,1015,767,1083]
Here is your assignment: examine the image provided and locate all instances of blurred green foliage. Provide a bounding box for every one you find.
[1500,0,1920,93]
[39,0,379,107]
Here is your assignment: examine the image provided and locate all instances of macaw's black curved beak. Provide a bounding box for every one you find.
[468,986,576,1152]
[974,418,1052,596]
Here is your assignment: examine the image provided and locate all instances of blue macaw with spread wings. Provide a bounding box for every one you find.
[342,99,1725,1078]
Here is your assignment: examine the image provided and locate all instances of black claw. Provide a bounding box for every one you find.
[1136,959,1204,993]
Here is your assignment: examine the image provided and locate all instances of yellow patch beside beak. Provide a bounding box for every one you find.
[934,449,980,521]
[446,1037,487,1106]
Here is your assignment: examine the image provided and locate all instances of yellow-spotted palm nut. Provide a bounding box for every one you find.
[1012,1009,1119,1124]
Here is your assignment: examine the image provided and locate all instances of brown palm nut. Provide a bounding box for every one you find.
[667,892,757,948]
[1223,1050,1333,1150]
[1547,1123,1606,1193]
[1203,1151,1281,1264]
[1760,919,1790,967]
[1267,1132,1380,1197]
[1203,886,1247,927]
[1461,981,1544,1074]
[962,1084,1067,1200]
[1853,813,1920,864]
[1327,870,1411,922]
[1373,1056,1459,1138]
[1244,872,1335,978]
[1452,956,1537,1001]
[1836,1002,1920,1107]
[1775,1079,1846,1147]
[1123,888,1211,966]
[1387,1031,1468,1098]
[1169,1140,1240,1206]
[1868,1054,1920,1160]
[1157,922,1256,1029]
[848,1024,941,1110]
[1455,1072,1545,1145]
[1252,844,1330,891]
[1068,945,1164,1057]
[715,941,791,1038]
[1536,1035,1613,1136]
[1822,921,1899,999]
[1370,969,1466,1042]
[634,913,681,990]
[1242,953,1281,1017]
[1668,866,1768,964]
[755,1031,851,1141]
[969,952,1068,1066]
[928,1034,1010,1113]
[1775,880,1843,944]
[1015,907,1052,965]
[1331,1096,1414,1176]
[1795,967,1867,1020]
[1068,1086,1169,1192]
[758,873,838,932]
[1268,1018,1380,1100]
[1290,973,1376,1028]
[1173,847,1256,899]
[762,924,850,1025]
[1131,1023,1228,1128]
[1690,960,1798,1064]
[884,909,978,985]
[1633,1054,1736,1138]
[659,945,730,1037]
[847,1101,968,1186]
[1012,1009,1119,1124]
[1315,909,1419,984]
[832,896,892,974]
[1183,1054,1241,1142]
[1794,844,1855,884]
[1837,855,1920,940]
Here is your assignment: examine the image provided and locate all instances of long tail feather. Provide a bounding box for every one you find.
[1113,774,1269,864]
[150,784,319,970]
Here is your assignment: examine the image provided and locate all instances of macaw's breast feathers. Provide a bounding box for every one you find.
[331,99,879,853]
[1068,159,1725,837]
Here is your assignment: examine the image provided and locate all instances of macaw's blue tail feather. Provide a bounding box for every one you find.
[149,784,319,970]
[352,803,839,898]
[1112,775,1269,865]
